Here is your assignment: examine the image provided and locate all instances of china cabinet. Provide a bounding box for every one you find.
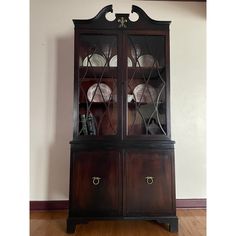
[67,5,178,233]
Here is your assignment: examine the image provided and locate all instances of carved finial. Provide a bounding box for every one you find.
[117,16,127,28]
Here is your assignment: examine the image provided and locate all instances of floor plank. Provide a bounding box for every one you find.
[30,209,206,236]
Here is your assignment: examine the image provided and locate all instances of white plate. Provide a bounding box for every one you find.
[136,54,155,67]
[109,55,133,67]
[133,84,157,103]
[131,47,141,59]
[87,83,112,102]
[79,57,83,66]
[82,54,106,67]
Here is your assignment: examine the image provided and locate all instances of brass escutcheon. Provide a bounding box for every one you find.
[92,177,101,185]
[145,176,154,185]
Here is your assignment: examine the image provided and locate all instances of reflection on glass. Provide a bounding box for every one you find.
[127,35,167,136]
[78,35,118,136]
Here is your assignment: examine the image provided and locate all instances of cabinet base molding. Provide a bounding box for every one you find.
[30,199,206,211]
[67,216,178,234]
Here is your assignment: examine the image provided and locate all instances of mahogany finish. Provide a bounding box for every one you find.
[69,150,121,217]
[67,5,178,234]
[125,150,174,216]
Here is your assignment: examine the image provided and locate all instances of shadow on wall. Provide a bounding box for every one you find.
[47,34,74,200]
[135,1,206,19]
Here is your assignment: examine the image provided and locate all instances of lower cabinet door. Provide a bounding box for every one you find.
[70,150,121,217]
[125,149,175,216]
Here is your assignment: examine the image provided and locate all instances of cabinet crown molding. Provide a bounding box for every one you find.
[73,5,171,30]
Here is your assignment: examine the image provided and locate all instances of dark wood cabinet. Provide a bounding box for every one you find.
[67,5,178,233]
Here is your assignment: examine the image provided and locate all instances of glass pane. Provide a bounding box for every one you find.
[127,35,167,136]
[78,35,118,136]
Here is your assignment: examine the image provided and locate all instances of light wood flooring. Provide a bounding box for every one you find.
[30,209,206,236]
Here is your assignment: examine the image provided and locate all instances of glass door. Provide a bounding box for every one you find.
[125,34,168,137]
[77,34,120,137]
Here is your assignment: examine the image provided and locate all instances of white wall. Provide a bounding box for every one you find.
[30,0,206,200]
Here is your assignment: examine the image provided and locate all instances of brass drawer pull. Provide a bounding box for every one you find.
[145,176,154,185]
[92,177,101,185]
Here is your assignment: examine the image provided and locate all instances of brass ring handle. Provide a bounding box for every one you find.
[92,177,101,186]
[145,176,154,185]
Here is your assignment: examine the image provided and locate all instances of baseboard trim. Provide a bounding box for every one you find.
[30,199,206,211]
[30,200,69,211]
[176,198,206,208]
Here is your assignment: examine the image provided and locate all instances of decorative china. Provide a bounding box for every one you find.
[147,119,161,135]
[136,54,155,67]
[127,94,134,102]
[79,57,83,66]
[133,84,157,103]
[109,55,133,67]
[82,53,106,67]
[87,83,112,102]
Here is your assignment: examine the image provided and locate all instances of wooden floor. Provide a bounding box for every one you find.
[30,209,206,236]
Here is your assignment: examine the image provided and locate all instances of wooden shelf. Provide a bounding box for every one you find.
[79,67,117,78]
[128,67,165,79]
[79,66,165,80]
